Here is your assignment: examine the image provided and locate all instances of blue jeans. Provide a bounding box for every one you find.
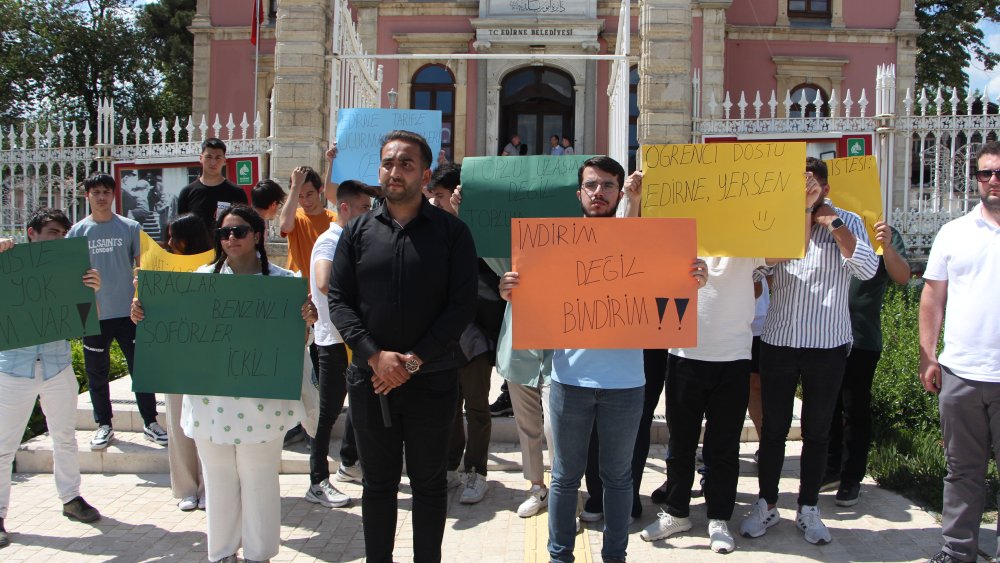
[548,380,643,562]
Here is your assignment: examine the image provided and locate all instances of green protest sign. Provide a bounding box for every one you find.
[459,155,594,258]
[132,271,307,400]
[0,237,99,352]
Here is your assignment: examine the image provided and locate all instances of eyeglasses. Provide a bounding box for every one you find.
[580,181,620,195]
[975,169,1000,182]
[216,225,252,239]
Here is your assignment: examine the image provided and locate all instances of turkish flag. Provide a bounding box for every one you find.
[250,0,263,45]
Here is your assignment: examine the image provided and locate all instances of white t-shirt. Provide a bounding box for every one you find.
[670,257,765,362]
[310,223,344,346]
[924,204,1000,383]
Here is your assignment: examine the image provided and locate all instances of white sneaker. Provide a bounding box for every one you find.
[446,470,464,489]
[90,425,114,450]
[143,421,169,446]
[739,498,780,538]
[177,496,198,511]
[796,505,832,545]
[640,510,692,542]
[459,473,488,504]
[579,509,603,523]
[708,519,736,553]
[517,485,548,518]
[335,463,362,484]
[304,479,351,508]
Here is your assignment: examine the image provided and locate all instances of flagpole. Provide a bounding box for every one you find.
[252,0,260,124]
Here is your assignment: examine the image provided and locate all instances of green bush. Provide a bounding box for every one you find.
[21,339,131,442]
[868,284,1000,515]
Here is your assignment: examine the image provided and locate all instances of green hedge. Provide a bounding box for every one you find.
[21,339,130,442]
[868,284,1000,515]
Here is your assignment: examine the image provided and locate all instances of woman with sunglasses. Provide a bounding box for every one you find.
[133,205,317,562]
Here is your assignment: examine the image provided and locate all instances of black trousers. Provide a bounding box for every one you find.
[82,316,158,426]
[583,349,668,518]
[311,343,349,485]
[664,354,750,520]
[826,347,881,486]
[347,364,458,563]
[758,343,847,507]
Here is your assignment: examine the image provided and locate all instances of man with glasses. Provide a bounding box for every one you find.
[920,141,1000,563]
[500,156,707,563]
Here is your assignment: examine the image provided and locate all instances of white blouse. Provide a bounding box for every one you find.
[181,260,304,445]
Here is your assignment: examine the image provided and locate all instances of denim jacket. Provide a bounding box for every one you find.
[0,340,73,380]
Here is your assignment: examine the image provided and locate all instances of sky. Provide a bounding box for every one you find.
[966,20,1000,96]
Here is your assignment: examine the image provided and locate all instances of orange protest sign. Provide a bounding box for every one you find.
[511,217,698,350]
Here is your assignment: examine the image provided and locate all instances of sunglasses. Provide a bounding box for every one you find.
[975,169,1000,182]
[216,225,252,239]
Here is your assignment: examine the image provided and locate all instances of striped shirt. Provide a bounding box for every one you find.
[762,203,878,349]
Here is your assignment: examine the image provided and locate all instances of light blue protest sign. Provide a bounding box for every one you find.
[332,109,442,185]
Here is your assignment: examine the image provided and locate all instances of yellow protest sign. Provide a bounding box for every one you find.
[824,155,883,253]
[640,142,807,258]
[139,231,214,273]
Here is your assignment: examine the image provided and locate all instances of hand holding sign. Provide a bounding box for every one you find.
[641,142,807,258]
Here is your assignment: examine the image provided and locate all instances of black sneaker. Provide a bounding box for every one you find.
[284,424,306,446]
[650,481,668,504]
[489,391,513,417]
[818,474,841,493]
[692,475,706,498]
[62,496,101,523]
[927,551,963,563]
[0,517,9,548]
[835,482,861,507]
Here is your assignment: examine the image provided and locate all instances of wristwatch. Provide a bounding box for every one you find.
[828,217,845,232]
[404,355,422,374]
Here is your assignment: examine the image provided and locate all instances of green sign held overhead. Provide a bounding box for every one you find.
[235,160,253,186]
[0,237,100,351]
[459,154,594,258]
[132,270,308,400]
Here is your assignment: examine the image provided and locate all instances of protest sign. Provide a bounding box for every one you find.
[511,217,698,349]
[139,230,214,273]
[331,108,442,185]
[459,154,594,257]
[0,237,99,351]
[641,142,807,257]
[824,155,883,253]
[133,271,307,400]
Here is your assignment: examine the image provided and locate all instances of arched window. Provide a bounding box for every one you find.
[628,66,639,173]
[788,0,830,18]
[789,83,829,118]
[411,64,455,161]
[499,66,575,156]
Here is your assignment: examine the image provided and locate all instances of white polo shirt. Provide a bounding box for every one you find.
[924,204,1000,382]
[310,223,345,346]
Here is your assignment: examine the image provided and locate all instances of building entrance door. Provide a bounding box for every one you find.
[499,67,575,156]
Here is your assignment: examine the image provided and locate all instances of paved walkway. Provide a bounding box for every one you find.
[1,442,956,562]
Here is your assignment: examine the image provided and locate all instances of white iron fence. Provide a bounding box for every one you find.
[1,99,270,240]
[692,65,1000,264]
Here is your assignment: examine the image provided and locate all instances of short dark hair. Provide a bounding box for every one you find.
[337,180,377,202]
[27,207,71,235]
[297,166,324,191]
[977,140,1000,160]
[251,179,286,210]
[805,156,829,185]
[380,130,433,170]
[167,213,214,255]
[428,163,461,193]
[201,137,227,153]
[577,156,625,189]
[83,173,116,193]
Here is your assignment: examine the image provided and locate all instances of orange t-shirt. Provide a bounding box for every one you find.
[281,208,337,280]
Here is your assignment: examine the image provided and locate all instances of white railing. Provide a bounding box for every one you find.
[329,0,384,141]
[692,65,1000,263]
[1,99,270,239]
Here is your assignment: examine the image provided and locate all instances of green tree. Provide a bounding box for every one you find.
[137,0,197,118]
[916,1,1000,91]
